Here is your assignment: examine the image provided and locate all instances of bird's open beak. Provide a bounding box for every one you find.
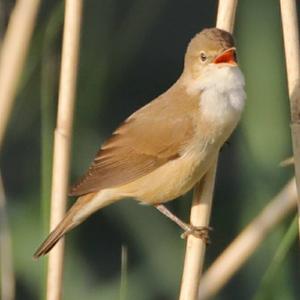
[213,47,237,66]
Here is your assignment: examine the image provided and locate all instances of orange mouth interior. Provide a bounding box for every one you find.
[213,48,237,65]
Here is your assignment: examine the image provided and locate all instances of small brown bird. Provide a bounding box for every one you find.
[34,27,245,258]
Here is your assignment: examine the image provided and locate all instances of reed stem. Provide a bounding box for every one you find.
[279,0,300,239]
[0,174,15,300]
[0,0,40,149]
[46,1,83,299]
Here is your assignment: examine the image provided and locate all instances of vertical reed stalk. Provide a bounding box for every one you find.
[179,163,217,300]
[40,4,63,298]
[0,0,40,149]
[119,245,128,300]
[198,178,297,300]
[0,174,15,300]
[279,0,300,239]
[215,0,237,32]
[46,1,82,300]
[179,1,238,299]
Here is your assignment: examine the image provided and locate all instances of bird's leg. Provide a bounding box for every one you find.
[154,204,212,243]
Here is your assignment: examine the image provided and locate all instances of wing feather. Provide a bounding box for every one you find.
[69,87,198,196]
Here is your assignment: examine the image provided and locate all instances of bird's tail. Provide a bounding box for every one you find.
[33,190,119,259]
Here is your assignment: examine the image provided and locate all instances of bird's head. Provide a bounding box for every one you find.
[183,28,238,80]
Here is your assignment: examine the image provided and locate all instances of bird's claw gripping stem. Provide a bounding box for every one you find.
[180,225,212,243]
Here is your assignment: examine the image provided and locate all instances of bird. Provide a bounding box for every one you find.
[34,27,246,258]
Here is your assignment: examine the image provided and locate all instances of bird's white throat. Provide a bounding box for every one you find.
[185,65,246,123]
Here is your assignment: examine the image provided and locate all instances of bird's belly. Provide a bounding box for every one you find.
[116,149,216,204]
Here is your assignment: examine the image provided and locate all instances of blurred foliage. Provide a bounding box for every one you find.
[0,0,299,299]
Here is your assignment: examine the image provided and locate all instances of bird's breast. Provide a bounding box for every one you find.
[185,65,245,128]
[199,88,244,125]
[194,67,246,148]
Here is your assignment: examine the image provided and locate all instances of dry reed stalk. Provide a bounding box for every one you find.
[179,1,238,299]
[215,0,237,32]
[179,163,217,300]
[0,0,40,149]
[198,178,297,300]
[46,1,82,300]
[280,0,300,238]
[0,174,15,300]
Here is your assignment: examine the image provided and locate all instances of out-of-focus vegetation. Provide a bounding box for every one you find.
[1,0,299,299]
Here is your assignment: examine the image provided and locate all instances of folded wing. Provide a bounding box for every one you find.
[69,91,198,196]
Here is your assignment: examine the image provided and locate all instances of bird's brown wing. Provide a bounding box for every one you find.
[69,91,198,196]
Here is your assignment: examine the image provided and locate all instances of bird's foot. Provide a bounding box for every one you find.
[180,224,212,243]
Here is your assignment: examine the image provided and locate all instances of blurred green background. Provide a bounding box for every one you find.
[1,0,299,299]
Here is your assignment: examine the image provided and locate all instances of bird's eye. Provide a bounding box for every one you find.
[200,51,207,62]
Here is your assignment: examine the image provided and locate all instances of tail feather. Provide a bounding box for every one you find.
[33,214,76,259]
[33,192,97,259]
